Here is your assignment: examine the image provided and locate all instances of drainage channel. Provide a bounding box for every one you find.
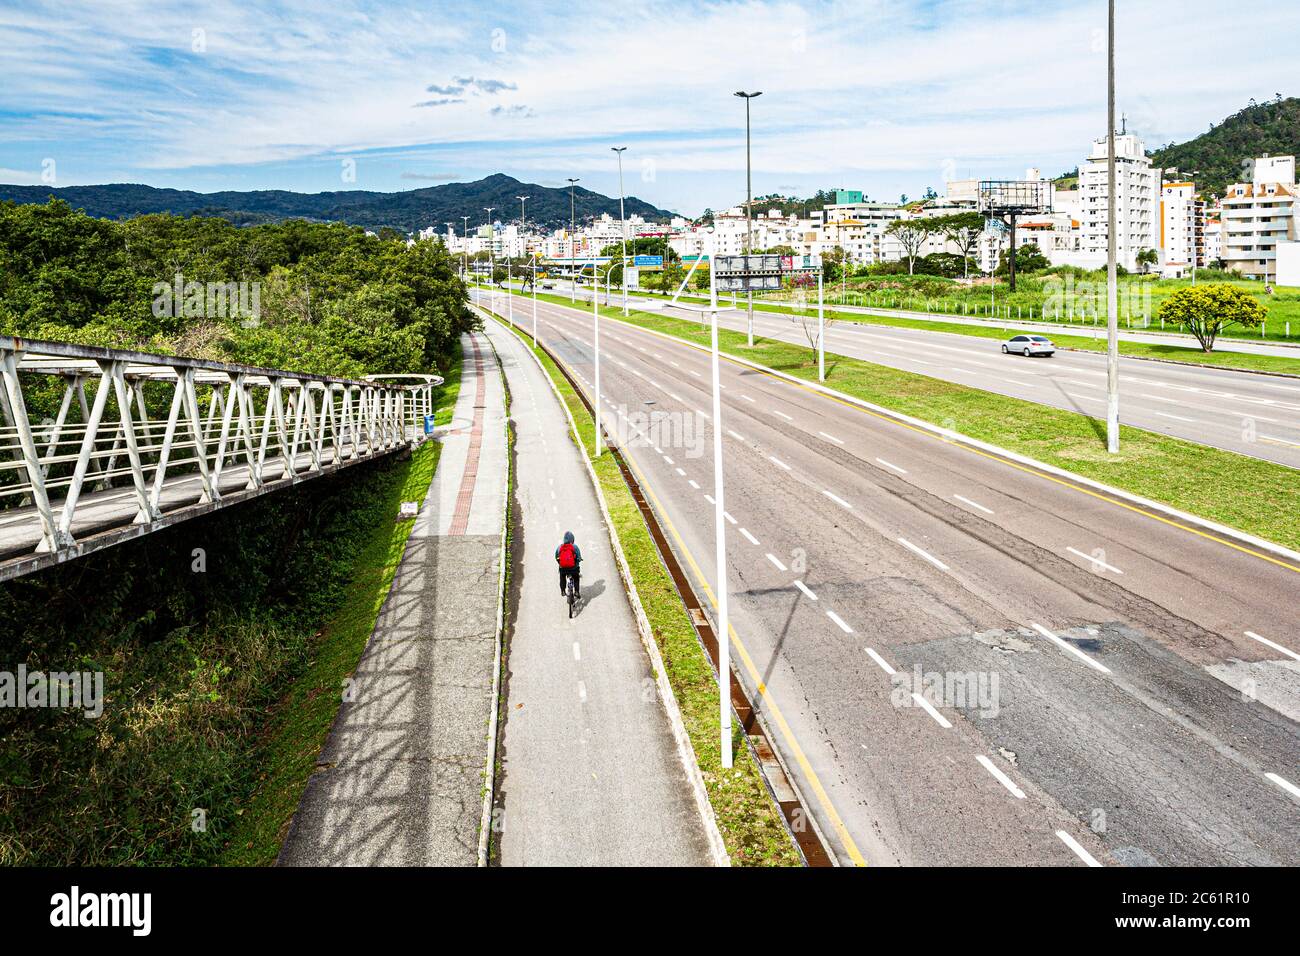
[522,323,835,868]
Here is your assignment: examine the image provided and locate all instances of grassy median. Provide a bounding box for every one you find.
[662,291,1300,376]
[489,314,802,867]
[506,288,1300,555]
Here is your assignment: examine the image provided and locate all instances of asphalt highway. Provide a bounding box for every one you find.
[519,283,1300,470]
[472,288,1300,867]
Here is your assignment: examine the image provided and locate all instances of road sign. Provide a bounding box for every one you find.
[714,254,784,292]
[634,254,663,268]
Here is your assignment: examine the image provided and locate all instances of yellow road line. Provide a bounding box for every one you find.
[620,442,870,868]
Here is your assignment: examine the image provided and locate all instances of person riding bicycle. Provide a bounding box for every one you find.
[555,531,582,599]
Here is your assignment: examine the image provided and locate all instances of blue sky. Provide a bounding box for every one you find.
[2,0,1298,217]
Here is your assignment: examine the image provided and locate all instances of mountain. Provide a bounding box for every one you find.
[1150,96,1300,198]
[0,173,678,233]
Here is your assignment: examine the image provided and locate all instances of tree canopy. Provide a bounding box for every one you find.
[1156,282,1267,352]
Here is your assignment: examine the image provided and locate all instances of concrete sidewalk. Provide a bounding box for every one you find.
[278,331,507,867]
[482,315,719,867]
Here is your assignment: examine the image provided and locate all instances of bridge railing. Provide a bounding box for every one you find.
[0,336,439,559]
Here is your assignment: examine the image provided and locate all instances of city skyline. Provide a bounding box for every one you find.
[2,0,1298,215]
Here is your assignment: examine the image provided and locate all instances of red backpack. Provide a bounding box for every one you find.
[558,542,577,569]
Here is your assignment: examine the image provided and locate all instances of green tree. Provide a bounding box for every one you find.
[1136,248,1160,273]
[1157,282,1266,352]
[934,212,985,279]
[886,219,930,275]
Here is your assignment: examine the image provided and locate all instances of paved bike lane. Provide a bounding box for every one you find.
[481,315,720,866]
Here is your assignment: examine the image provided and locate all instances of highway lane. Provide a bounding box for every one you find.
[473,289,1300,867]
[521,283,1300,469]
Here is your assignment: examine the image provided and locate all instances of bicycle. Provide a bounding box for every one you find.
[564,572,580,618]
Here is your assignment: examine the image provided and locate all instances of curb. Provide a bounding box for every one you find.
[474,330,510,868]
[573,310,1300,570]
[478,308,732,867]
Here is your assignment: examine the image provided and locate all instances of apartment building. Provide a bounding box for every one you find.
[1160,181,1207,277]
[1221,155,1297,282]
[1078,131,1160,271]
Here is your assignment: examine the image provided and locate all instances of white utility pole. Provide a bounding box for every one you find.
[735,91,762,347]
[460,215,470,278]
[613,147,629,316]
[706,230,732,769]
[484,206,496,311]
[817,266,825,381]
[531,253,539,348]
[593,254,602,458]
[1106,0,1120,454]
[568,178,580,304]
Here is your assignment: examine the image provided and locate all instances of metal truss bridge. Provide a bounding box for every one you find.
[0,336,440,582]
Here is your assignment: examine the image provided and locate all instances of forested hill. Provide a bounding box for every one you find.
[1150,96,1300,197]
[0,173,677,233]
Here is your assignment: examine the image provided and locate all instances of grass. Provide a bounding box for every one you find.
[489,312,803,867]
[512,288,1300,554]
[665,290,1300,376]
[219,440,439,864]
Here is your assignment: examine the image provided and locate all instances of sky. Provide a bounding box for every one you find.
[2,0,1298,218]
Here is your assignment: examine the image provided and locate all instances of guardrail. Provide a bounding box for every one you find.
[0,335,441,577]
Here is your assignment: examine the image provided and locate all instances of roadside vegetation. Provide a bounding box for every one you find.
[486,311,803,866]
[0,201,471,864]
[512,288,1300,554]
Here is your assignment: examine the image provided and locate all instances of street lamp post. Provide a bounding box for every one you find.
[593,250,602,458]
[1106,0,1120,454]
[568,178,581,304]
[612,146,629,316]
[704,228,733,769]
[484,206,496,309]
[461,215,470,279]
[734,91,762,347]
[530,252,539,348]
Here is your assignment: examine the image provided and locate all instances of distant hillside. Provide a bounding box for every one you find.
[1150,96,1300,198]
[0,173,677,233]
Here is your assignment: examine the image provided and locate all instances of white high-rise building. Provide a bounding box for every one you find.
[1078,131,1160,271]
[1221,155,1297,282]
[1159,182,1206,277]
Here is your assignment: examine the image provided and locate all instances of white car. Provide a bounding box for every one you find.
[1001,334,1055,357]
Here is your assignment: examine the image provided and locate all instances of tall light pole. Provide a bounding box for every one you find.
[568,178,581,303]
[530,252,539,348]
[1105,0,1120,454]
[484,206,496,312]
[612,146,629,316]
[734,91,762,347]
[593,248,602,458]
[704,227,733,769]
[461,215,470,279]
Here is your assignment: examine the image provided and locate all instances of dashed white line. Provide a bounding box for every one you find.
[1266,772,1300,799]
[664,455,675,465]
[727,429,746,442]
[1244,631,1300,663]
[688,479,700,489]
[771,409,794,421]
[740,394,756,403]
[1055,830,1103,867]
[898,537,949,571]
[675,467,686,476]
[739,527,760,546]
[769,455,792,471]
[1155,411,1198,423]
[1066,546,1124,574]
[723,511,736,525]
[876,457,907,474]
[826,610,853,634]
[864,647,896,675]
[954,494,994,515]
[766,552,788,572]
[577,681,588,702]
[976,755,1026,799]
[793,580,818,600]
[572,642,581,661]
[818,431,844,444]
[911,693,953,729]
[822,489,853,509]
[704,493,715,504]
[1029,622,1112,674]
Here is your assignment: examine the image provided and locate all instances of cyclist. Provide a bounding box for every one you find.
[555,530,582,600]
